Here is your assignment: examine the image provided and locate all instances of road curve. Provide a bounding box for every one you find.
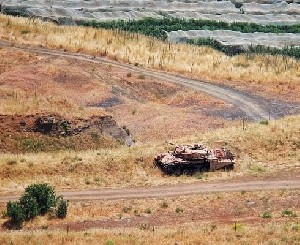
[0,179,299,203]
[0,40,269,120]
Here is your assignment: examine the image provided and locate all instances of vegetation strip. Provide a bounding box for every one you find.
[187,38,300,58]
[78,17,300,40]
[78,17,300,58]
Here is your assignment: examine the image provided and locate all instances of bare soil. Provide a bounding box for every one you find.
[0,41,233,143]
[1,39,298,121]
[1,178,299,204]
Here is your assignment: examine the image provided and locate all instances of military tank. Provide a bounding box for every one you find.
[155,144,235,176]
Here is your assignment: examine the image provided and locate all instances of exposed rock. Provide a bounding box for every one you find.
[0,113,134,146]
[1,0,300,25]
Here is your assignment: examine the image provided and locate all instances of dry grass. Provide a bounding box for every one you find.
[0,189,299,244]
[0,14,299,102]
[0,221,299,245]
[0,46,229,144]
[0,115,298,193]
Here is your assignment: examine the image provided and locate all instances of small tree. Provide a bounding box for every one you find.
[56,196,68,219]
[19,193,39,220]
[24,183,56,215]
[5,183,68,230]
[6,201,25,229]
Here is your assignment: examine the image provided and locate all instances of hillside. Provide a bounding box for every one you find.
[1,14,299,105]
[0,11,299,245]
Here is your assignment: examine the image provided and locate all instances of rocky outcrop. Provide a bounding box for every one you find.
[0,114,134,146]
[1,0,299,25]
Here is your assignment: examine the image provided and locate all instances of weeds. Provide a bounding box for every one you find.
[262,211,272,219]
[160,201,168,209]
[282,210,297,218]
[259,119,269,125]
[105,240,115,245]
[122,206,132,213]
[249,164,267,173]
[175,207,184,213]
[233,222,244,231]
[139,223,151,230]
[6,159,17,165]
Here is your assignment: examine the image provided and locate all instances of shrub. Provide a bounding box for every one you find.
[262,211,272,218]
[56,196,68,219]
[175,207,184,213]
[21,29,30,35]
[259,119,269,125]
[105,240,115,245]
[5,183,68,229]
[122,206,132,213]
[282,209,297,218]
[24,183,56,215]
[6,201,25,229]
[19,193,39,220]
[160,201,168,208]
[6,159,17,165]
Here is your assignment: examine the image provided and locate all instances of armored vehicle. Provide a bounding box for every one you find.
[155,144,235,176]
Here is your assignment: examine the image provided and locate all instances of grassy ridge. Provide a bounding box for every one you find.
[79,17,300,40]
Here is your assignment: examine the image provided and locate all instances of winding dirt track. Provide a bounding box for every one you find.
[0,179,299,203]
[1,40,298,204]
[0,40,270,120]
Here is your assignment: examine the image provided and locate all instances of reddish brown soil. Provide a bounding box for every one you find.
[0,45,231,143]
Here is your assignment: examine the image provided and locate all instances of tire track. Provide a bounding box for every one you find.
[0,179,299,203]
[0,40,270,120]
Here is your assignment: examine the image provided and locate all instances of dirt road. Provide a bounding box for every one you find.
[0,179,299,203]
[0,40,270,120]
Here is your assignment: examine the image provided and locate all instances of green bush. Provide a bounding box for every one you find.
[5,183,68,229]
[282,209,297,218]
[24,183,56,215]
[56,196,68,219]
[6,201,25,229]
[262,211,272,219]
[188,38,300,59]
[19,193,39,220]
[175,207,184,213]
[105,240,115,245]
[259,119,269,125]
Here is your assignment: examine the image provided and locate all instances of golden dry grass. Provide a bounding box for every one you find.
[0,189,299,244]
[0,115,298,193]
[0,14,299,102]
[0,222,299,244]
[0,46,230,144]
